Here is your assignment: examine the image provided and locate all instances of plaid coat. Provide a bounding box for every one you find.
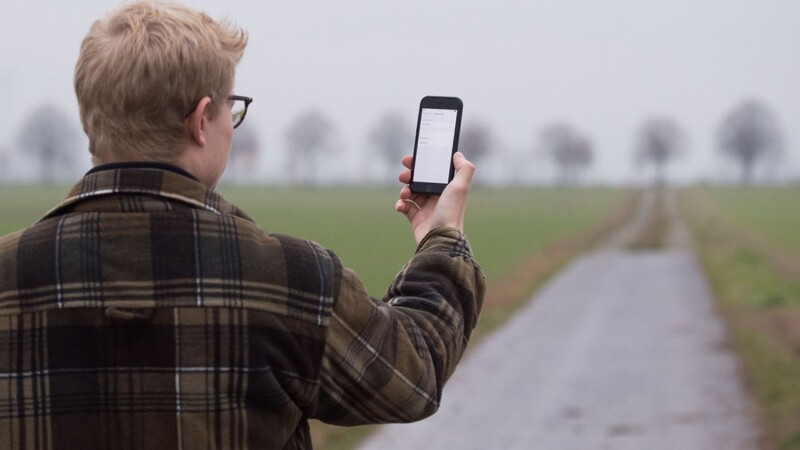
[0,165,485,449]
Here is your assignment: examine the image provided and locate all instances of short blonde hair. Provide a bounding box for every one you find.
[74,1,248,162]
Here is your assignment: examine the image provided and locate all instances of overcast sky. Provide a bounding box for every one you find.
[1,0,798,184]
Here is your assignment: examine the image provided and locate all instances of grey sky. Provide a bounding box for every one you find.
[1,0,798,184]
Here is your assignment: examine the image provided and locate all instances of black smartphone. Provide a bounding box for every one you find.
[409,96,463,195]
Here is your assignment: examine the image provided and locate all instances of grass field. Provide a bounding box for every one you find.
[681,186,800,449]
[0,186,66,236]
[698,187,800,253]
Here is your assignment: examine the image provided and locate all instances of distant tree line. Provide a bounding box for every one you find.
[3,98,786,186]
[541,98,783,186]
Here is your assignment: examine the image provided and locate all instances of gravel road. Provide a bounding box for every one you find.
[358,191,759,450]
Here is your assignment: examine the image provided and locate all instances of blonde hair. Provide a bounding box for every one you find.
[74,1,248,162]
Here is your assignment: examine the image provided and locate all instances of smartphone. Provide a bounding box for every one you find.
[409,96,463,194]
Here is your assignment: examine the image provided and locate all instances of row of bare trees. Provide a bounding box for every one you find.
[541,99,784,186]
[632,99,783,185]
[3,98,786,185]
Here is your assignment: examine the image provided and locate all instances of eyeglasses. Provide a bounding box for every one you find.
[229,95,253,129]
[184,95,253,129]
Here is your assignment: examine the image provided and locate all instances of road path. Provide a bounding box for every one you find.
[359,191,758,449]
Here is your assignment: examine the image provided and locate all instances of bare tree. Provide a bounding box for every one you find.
[225,125,260,184]
[460,121,492,163]
[634,117,685,186]
[369,111,412,179]
[16,103,80,184]
[718,99,782,185]
[286,110,335,185]
[539,123,593,186]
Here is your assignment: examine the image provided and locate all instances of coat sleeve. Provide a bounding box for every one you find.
[312,227,486,425]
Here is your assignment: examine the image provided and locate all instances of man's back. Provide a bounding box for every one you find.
[0,166,341,448]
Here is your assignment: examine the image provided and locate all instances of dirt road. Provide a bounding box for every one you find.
[359,191,759,449]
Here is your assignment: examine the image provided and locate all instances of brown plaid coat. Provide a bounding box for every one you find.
[0,165,485,449]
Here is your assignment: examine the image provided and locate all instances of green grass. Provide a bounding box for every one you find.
[0,185,67,235]
[702,187,800,253]
[681,186,800,449]
[465,188,624,279]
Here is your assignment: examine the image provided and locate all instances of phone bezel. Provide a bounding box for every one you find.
[409,96,463,195]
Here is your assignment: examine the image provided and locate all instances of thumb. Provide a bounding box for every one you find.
[451,152,476,185]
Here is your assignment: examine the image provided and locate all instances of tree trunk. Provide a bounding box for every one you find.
[740,158,755,185]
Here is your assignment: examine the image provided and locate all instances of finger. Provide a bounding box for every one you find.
[398,185,413,200]
[403,198,422,211]
[394,197,421,217]
[398,156,414,183]
[451,152,476,185]
[398,168,412,184]
[395,186,414,214]
[395,198,409,214]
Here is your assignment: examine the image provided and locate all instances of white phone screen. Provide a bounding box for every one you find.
[414,108,458,184]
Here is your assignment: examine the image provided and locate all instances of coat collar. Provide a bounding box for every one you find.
[40,163,254,223]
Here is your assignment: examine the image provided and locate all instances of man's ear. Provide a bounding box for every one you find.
[185,96,213,146]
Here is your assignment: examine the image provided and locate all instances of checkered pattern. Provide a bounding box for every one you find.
[0,165,485,449]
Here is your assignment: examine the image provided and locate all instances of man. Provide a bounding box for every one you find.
[0,1,484,449]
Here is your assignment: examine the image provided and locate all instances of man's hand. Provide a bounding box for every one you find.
[395,152,476,244]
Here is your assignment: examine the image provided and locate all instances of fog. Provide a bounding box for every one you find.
[1,0,799,185]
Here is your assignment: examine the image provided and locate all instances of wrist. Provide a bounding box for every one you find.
[416,226,467,252]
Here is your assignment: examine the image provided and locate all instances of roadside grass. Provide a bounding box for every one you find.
[0,184,635,450]
[698,187,800,253]
[681,186,800,450]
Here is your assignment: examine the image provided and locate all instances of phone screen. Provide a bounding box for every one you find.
[413,108,459,184]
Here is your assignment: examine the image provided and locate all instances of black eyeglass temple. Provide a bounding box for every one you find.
[228,95,253,105]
